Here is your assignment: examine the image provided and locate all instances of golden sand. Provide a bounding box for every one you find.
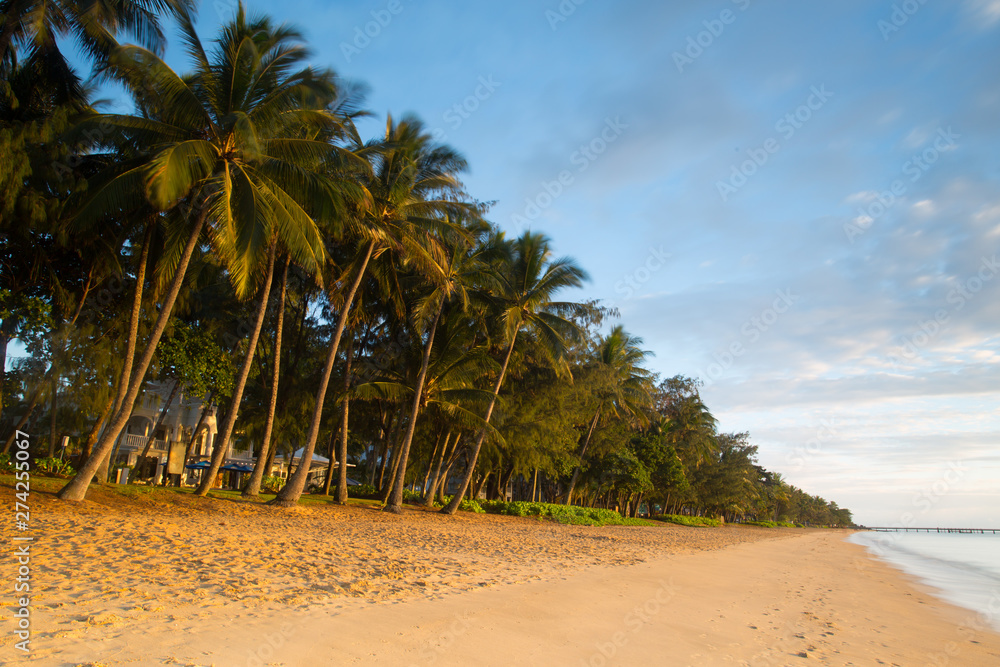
[3,483,998,665]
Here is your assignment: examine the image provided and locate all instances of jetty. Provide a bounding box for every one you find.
[866,527,998,534]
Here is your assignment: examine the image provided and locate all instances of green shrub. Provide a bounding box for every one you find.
[651,514,722,527]
[402,489,423,503]
[459,499,484,513]
[475,500,652,526]
[348,483,378,498]
[742,520,778,528]
[261,475,283,493]
[0,453,12,473]
[34,457,75,478]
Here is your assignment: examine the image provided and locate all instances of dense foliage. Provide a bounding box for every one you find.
[0,1,853,527]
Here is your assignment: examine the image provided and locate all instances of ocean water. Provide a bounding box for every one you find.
[849,531,1000,632]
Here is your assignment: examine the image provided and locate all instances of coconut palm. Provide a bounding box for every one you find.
[0,0,194,106]
[441,231,588,515]
[381,217,499,513]
[352,307,500,503]
[564,325,654,504]
[57,5,366,500]
[244,85,369,499]
[270,115,473,507]
[241,254,289,498]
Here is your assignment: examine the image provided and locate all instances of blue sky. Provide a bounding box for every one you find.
[107,1,1000,525]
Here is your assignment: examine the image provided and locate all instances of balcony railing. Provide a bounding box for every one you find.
[117,433,168,453]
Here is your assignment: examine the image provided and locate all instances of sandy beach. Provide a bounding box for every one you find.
[3,483,999,666]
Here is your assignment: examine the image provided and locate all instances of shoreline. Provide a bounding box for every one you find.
[3,485,999,665]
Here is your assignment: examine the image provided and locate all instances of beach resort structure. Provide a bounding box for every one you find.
[112,381,345,488]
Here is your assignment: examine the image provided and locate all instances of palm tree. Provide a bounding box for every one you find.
[386,228,508,513]
[58,5,364,500]
[564,325,654,504]
[244,81,368,500]
[441,231,588,515]
[241,255,289,498]
[0,0,194,106]
[665,395,718,466]
[352,308,500,502]
[382,218,497,513]
[270,115,472,507]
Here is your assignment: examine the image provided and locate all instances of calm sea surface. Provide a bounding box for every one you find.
[849,531,1000,632]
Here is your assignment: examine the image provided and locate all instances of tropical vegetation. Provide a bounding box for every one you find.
[0,1,853,528]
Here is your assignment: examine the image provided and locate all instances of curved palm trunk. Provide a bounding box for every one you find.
[0,327,8,426]
[183,393,213,459]
[421,430,445,494]
[96,220,153,483]
[2,388,41,455]
[58,208,208,501]
[421,430,453,506]
[137,380,180,474]
[48,373,58,456]
[243,255,289,498]
[195,247,276,496]
[564,408,601,505]
[385,302,444,513]
[376,414,400,491]
[379,431,404,504]
[335,338,354,504]
[441,332,518,515]
[80,393,115,461]
[270,240,375,507]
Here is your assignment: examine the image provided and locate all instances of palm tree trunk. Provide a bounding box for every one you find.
[183,394,213,457]
[80,393,114,461]
[271,240,375,507]
[421,430,448,504]
[386,301,444,513]
[48,373,58,457]
[92,220,153,483]
[321,429,337,494]
[335,337,354,504]
[0,331,7,425]
[58,208,208,501]
[377,414,399,490]
[421,435,438,495]
[196,246,276,496]
[243,255,289,498]
[2,390,40,455]
[564,408,601,505]
[473,471,490,501]
[441,332,518,515]
[138,380,180,466]
[379,428,405,504]
[422,430,455,506]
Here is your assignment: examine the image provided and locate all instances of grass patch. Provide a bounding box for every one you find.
[478,500,656,527]
[650,514,722,527]
[740,520,802,528]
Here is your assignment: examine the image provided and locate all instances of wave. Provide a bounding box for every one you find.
[849,531,1000,633]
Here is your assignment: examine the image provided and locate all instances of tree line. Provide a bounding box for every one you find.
[0,0,852,526]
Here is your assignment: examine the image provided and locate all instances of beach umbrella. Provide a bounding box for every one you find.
[185,461,211,469]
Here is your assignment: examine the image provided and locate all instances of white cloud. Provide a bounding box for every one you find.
[966,0,1000,26]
